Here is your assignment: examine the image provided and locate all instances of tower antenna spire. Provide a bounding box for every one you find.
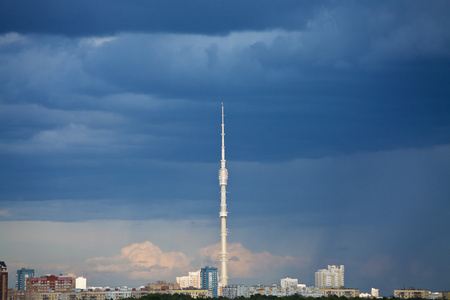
[219,103,228,288]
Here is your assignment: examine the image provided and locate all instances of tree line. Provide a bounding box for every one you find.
[128,293,413,300]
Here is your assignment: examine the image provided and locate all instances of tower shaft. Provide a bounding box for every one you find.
[218,104,228,287]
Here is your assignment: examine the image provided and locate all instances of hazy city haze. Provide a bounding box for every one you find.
[0,0,449,296]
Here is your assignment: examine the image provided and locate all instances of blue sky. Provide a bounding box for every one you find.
[0,0,449,296]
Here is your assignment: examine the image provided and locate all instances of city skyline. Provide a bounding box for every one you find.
[1,0,450,297]
[0,263,444,298]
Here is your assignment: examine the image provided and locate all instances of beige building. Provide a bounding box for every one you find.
[176,271,201,289]
[315,265,345,288]
[145,281,180,292]
[62,291,106,300]
[171,289,211,299]
[15,288,169,300]
[8,290,25,300]
[324,288,360,297]
[394,288,430,299]
[30,293,64,300]
[62,289,154,300]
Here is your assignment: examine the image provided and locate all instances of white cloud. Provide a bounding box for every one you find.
[81,37,117,48]
[0,123,116,154]
[0,218,312,285]
[199,242,309,279]
[0,103,124,128]
[80,241,310,283]
[32,123,112,149]
[85,241,193,280]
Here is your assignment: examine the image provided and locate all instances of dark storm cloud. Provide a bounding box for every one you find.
[74,23,450,159]
[2,0,450,163]
[1,1,450,293]
[0,0,317,37]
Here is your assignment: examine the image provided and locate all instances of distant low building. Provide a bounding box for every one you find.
[66,287,155,300]
[106,287,132,300]
[297,286,325,298]
[223,284,327,299]
[324,288,360,298]
[30,292,62,300]
[222,285,247,299]
[62,290,107,300]
[171,289,212,299]
[394,288,430,299]
[145,281,180,292]
[429,292,443,300]
[248,284,310,297]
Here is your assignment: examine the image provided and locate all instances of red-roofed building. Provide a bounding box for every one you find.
[26,276,74,300]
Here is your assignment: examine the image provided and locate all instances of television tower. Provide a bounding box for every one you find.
[218,103,228,287]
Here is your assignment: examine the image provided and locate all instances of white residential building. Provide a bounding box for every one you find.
[222,285,248,299]
[105,287,132,300]
[247,284,300,297]
[214,284,326,299]
[315,265,345,288]
[372,288,380,298]
[281,277,298,288]
[75,277,87,290]
[176,277,189,289]
[176,270,201,289]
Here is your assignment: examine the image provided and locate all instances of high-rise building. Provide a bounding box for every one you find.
[16,269,35,291]
[201,266,218,298]
[218,104,229,287]
[25,275,73,300]
[0,262,7,300]
[315,265,344,288]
